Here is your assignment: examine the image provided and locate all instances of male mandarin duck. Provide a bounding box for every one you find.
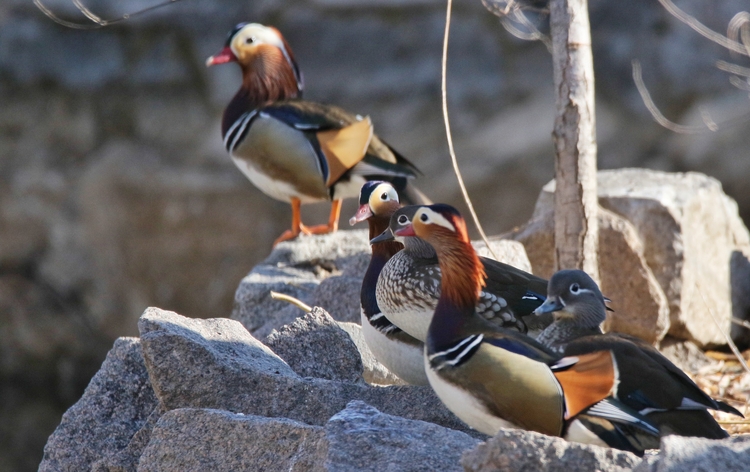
[348,181,427,385]
[385,204,662,454]
[206,23,424,244]
[535,269,743,440]
[369,204,551,342]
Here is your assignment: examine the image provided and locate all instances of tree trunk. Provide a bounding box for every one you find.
[550,0,599,281]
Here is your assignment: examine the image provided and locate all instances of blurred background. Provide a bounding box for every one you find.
[2,0,750,469]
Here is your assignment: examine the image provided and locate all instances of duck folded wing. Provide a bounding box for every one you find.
[551,351,617,420]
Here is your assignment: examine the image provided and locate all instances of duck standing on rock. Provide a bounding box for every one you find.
[535,269,743,440]
[384,203,669,455]
[206,23,424,245]
[349,181,427,385]
[370,205,551,342]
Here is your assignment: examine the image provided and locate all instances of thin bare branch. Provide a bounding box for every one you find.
[657,0,749,56]
[632,60,714,134]
[442,0,498,260]
[727,11,750,58]
[716,60,750,78]
[270,291,312,313]
[34,0,182,29]
[483,0,552,51]
[729,75,750,92]
[732,317,750,331]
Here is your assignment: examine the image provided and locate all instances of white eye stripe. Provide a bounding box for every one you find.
[416,208,455,231]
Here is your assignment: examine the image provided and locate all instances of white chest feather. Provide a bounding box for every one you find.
[361,311,428,385]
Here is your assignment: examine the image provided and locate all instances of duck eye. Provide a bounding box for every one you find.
[420,213,429,222]
[570,283,580,294]
[397,215,408,225]
[380,192,388,201]
[245,36,255,44]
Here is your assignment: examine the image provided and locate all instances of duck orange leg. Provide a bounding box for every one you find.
[302,199,342,235]
[273,198,342,246]
[273,197,307,246]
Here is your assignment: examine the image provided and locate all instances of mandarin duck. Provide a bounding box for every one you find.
[369,204,551,342]
[348,181,427,385]
[206,23,425,244]
[535,269,743,440]
[386,204,662,454]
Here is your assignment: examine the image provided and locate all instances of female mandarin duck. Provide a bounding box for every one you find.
[206,23,424,244]
[385,203,662,454]
[535,269,743,440]
[348,181,427,385]
[370,204,552,342]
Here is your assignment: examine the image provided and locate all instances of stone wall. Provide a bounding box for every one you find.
[3,0,750,469]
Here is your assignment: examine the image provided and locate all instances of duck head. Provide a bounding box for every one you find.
[534,269,608,328]
[405,204,486,306]
[349,181,401,226]
[206,23,304,100]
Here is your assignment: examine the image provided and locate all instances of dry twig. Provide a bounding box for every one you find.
[34,0,181,29]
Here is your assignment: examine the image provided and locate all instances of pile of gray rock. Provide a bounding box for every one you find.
[39,169,750,470]
[39,306,750,471]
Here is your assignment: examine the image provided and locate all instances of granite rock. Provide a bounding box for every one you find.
[461,428,642,472]
[633,435,750,472]
[264,307,364,383]
[137,409,328,472]
[596,170,750,347]
[325,401,480,472]
[39,338,158,472]
[510,190,671,344]
[232,231,371,338]
[138,307,471,433]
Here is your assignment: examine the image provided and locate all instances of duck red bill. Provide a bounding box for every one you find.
[394,225,416,237]
[206,46,236,67]
[349,204,374,226]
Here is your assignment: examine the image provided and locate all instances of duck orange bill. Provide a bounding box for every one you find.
[206,46,236,67]
[349,204,373,226]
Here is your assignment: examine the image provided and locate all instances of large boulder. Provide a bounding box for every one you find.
[510,192,671,344]
[137,409,328,472]
[325,401,480,472]
[138,307,471,432]
[39,338,158,472]
[40,303,748,471]
[511,169,750,347]
[461,428,641,472]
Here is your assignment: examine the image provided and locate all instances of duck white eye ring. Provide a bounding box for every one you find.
[570,283,580,294]
[420,213,429,222]
[397,215,409,225]
[380,192,389,201]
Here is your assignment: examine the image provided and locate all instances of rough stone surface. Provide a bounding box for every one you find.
[313,276,364,324]
[658,338,712,373]
[139,307,472,433]
[510,190,671,344]
[632,435,750,472]
[596,170,750,347]
[91,404,166,472]
[511,169,750,347]
[461,428,642,472]
[264,307,364,383]
[39,338,158,472]
[336,321,405,386]
[137,409,328,472]
[325,401,480,472]
[232,231,371,338]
